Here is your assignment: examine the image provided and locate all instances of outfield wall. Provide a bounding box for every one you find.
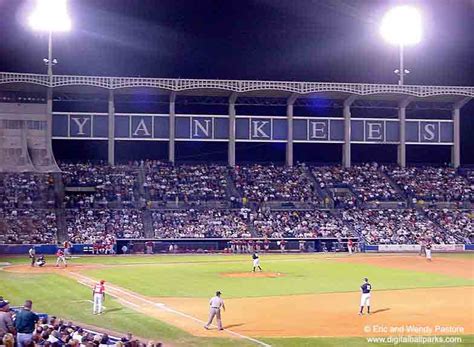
[370,244,468,252]
[0,238,358,255]
[0,241,471,255]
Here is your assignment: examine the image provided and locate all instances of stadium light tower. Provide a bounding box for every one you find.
[28,0,72,77]
[380,5,422,85]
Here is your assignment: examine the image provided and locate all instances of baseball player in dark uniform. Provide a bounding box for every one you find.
[359,278,372,315]
[252,252,262,272]
[36,255,46,267]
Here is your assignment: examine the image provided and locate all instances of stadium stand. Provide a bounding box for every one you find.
[231,164,318,202]
[0,173,55,208]
[386,166,473,202]
[0,162,473,245]
[144,162,228,202]
[0,302,156,346]
[151,208,251,238]
[60,162,140,204]
[424,209,474,243]
[0,209,57,244]
[312,163,403,203]
[65,209,144,243]
[342,208,449,244]
[252,209,351,238]
[466,169,474,183]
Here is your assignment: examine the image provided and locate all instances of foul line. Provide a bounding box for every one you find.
[71,272,271,347]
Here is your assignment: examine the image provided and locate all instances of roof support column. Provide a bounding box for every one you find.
[397,97,412,168]
[228,93,238,167]
[343,96,356,168]
[168,92,176,164]
[46,86,53,149]
[45,87,61,171]
[451,107,460,168]
[107,90,115,166]
[286,94,298,167]
[451,97,471,168]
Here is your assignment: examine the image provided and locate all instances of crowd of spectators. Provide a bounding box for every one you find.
[312,163,402,202]
[0,209,57,244]
[252,209,351,238]
[0,174,55,208]
[0,298,158,347]
[144,163,228,202]
[1,162,474,245]
[332,193,357,209]
[342,209,451,244]
[60,162,139,203]
[386,166,473,202]
[424,209,473,244]
[466,170,474,184]
[232,164,317,202]
[65,209,144,244]
[152,208,251,238]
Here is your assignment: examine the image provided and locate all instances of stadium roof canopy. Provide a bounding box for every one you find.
[0,72,472,109]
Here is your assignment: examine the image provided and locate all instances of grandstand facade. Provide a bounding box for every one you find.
[0,72,473,170]
[0,72,473,254]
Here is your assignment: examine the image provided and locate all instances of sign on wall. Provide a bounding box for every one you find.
[52,113,454,145]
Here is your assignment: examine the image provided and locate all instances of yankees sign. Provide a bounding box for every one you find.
[52,113,454,145]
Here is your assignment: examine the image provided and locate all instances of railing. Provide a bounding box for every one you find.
[1,72,473,97]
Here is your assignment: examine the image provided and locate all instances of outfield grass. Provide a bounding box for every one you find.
[0,253,472,347]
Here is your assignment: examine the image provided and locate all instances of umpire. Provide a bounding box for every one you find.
[204,291,225,330]
[28,247,36,267]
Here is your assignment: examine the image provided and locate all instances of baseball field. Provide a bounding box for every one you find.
[0,252,473,346]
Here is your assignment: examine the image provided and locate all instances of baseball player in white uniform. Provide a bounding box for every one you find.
[425,243,432,261]
[359,278,372,315]
[204,291,225,330]
[92,280,106,315]
[252,252,262,272]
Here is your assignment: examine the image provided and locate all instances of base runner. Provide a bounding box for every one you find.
[252,252,262,272]
[92,280,106,315]
[359,277,372,315]
[204,291,225,330]
[56,249,67,267]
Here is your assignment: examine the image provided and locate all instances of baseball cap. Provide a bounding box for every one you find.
[364,277,368,282]
[0,300,9,308]
[100,280,105,284]
[216,291,222,296]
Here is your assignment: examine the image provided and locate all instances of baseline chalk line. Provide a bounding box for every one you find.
[71,272,271,347]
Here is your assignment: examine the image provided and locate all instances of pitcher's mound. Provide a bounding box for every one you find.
[221,272,284,278]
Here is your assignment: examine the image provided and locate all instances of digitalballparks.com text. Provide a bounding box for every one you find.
[366,336,463,345]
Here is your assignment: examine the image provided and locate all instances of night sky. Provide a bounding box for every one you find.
[0,0,473,164]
